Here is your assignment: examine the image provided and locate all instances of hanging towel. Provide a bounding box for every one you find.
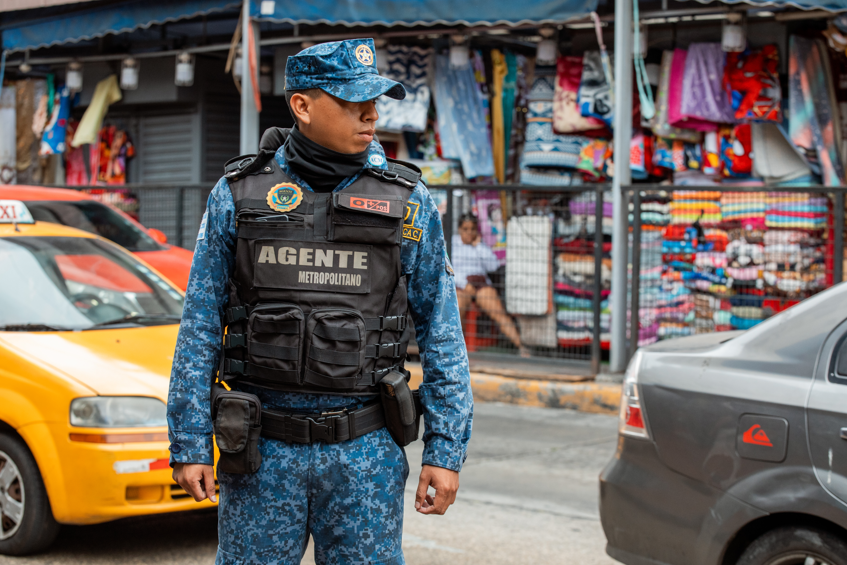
[72,74,122,147]
[553,55,607,135]
[434,54,495,179]
[375,45,432,132]
[578,51,614,128]
[724,45,781,122]
[40,86,71,155]
[668,49,720,133]
[680,43,737,125]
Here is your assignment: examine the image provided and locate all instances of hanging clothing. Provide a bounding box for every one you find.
[104,128,135,185]
[64,121,89,186]
[522,70,590,171]
[724,45,781,122]
[491,49,507,183]
[668,49,719,133]
[15,79,36,175]
[553,55,607,135]
[578,51,614,128]
[433,54,495,179]
[680,44,737,125]
[72,75,122,147]
[374,45,432,132]
[502,50,518,164]
[40,86,71,156]
[789,36,844,187]
[650,51,702,142]
[0,85,17,184]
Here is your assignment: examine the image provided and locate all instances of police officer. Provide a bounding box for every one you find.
[167,38,473,565]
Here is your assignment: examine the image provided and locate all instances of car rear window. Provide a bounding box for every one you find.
[24,200,164,252]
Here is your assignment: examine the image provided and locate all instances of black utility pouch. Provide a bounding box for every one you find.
[380,371,421,447]
[211,384,263,474]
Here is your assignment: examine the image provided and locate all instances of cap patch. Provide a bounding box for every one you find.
[355,44,374,66]
[368,154,385,166]
[267,183,303,213]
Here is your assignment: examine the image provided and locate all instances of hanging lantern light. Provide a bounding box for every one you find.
[19,50,32,74]
[722,13,746,53]
[67,61,83,92]
[449,36,470,69]
[233,47,243,79]
[260,63,272,95]
[536,28,557,65]
[175,52,195,87]
[120,57,139,90]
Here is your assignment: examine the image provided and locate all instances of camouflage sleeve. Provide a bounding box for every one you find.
[402,184,473,472]
[167,178,237,466]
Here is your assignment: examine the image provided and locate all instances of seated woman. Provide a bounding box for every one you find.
[452,213,529,357]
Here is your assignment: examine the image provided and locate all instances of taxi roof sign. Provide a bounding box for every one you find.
[0,200,35,224]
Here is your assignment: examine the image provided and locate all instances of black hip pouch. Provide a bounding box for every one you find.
[211,383,263,474]
[380,371,422,447]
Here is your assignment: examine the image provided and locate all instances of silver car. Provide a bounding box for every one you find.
[600,282,847,565]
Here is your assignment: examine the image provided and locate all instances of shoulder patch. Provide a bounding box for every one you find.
[402,200,422,242]
[368,154,385,167]
[445,259,455,276]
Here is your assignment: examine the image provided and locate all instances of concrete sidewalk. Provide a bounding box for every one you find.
[407,363,622,416]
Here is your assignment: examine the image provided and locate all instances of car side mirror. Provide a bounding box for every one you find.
[148,228,168,244]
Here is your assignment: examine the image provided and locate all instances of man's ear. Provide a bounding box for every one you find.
[289,93,312,126]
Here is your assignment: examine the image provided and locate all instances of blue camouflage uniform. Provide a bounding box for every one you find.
[167,38,473,565]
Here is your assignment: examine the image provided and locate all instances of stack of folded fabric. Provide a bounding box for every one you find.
[670,190,722,225]
[761,230,827,299]
[554,293,611,344]
[720,192,767,230]
[765,193,828,230]
[558,191,614,237]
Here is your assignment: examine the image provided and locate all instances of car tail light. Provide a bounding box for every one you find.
[619,351,650,439]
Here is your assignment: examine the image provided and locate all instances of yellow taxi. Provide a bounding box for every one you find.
[0,200,215,556]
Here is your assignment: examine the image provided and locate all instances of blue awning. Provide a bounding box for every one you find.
[251,0,599,26]
[678,0,847,11]
[2,0,240,52]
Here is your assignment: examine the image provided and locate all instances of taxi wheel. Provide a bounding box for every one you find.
[0,434,59,556]
[737,526,847,565]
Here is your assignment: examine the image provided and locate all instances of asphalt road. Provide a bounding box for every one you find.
[0,403,619,565]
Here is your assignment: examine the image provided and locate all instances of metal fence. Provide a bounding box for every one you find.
[69,182,847,373]
[626,185,846,359]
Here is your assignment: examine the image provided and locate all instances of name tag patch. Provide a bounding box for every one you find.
[402,225,422,241]
[350,197,390,214]
[253,241,372,294]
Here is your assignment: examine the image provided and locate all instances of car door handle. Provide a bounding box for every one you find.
[841,428,847,440]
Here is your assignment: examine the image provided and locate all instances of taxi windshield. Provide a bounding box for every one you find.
[24,200,164,252]
[0,236,183,331]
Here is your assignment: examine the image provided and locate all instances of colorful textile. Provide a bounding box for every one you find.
[650,51,702,142]
[578,51,614,128]
[39,86,70,155]
[720,125,753,178]
[375,45,431,132]
[653,138,686,171]
[668,49,719,132]
[491,49,507,184]
[576,139,612,180]
[553,56,607,135]
[788,36,844,186]
[680,43,737,125]
[723,45,781,122]
[72,74,121,147]
[434,54,495,179]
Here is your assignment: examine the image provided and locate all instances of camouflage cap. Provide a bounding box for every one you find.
[285,38,406,103]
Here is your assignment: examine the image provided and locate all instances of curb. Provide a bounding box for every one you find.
[407,364,621,416]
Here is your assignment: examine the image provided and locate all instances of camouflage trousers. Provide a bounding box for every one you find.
[215,426,409,565]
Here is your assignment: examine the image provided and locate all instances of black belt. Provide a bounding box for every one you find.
[260,400,384,444]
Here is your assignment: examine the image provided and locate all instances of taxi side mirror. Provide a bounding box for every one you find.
[148,228,168,244]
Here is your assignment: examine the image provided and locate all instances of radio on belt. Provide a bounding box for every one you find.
[0,200,35,227]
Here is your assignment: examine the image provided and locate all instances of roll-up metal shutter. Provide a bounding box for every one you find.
[203,92,240,183]
[137,112,199,184]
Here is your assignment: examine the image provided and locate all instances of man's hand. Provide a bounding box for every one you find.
[172,463,217,503]
[415,465,459,515]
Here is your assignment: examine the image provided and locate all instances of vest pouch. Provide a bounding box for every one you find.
[304,309,366,390]
[328,193,404,245]
[211,386,263,474]
[246,303,304,385]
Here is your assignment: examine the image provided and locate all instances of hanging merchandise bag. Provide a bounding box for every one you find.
[724,45,782,122]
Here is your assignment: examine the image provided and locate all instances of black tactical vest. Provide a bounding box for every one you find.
[220,150,420,396]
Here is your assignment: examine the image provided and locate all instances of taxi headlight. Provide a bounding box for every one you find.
[70,397,167,428]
